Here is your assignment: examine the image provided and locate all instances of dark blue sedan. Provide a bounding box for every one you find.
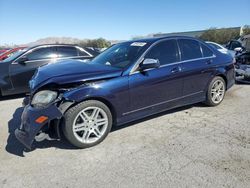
[15,36,235,149]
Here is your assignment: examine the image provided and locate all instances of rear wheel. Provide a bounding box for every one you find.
[63,100,112,148]
[205,76,226,106]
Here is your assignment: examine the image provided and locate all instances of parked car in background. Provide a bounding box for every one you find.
[235,34,250,82]
[85,47,101,56]
[0,50,6,54]
[0,48,11,55]
[0,47,26,61]
[206,41,235,57]
[225,39,242,51]
[0,44,98,96]
[15,36,235,149]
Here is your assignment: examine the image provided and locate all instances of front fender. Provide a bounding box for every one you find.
[61,76,130,122]
[63,84,115,103]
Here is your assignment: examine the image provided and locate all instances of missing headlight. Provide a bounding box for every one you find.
[31,90,58,108]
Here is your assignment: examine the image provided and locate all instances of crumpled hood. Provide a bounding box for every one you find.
[30,59,123,91]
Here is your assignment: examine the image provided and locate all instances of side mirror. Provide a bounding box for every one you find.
[17,56,28,64]
[139,58,160,71]
[234,47,243,52]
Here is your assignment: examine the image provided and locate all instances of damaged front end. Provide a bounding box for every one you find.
[235,51,250,83]
[15,59,123,149]
[15,90,74,149]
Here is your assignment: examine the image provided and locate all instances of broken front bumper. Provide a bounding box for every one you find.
[15,104,63,149]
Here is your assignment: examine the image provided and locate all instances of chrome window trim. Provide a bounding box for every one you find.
[75,46,93,57]
[122,91,204,116]
[129,38,216,75]
[12,55,91,65]
[130,55,216,75]
[200,42,215,57]
[129,38,179,74]
[12,45,92,65]
[12,45,50,64]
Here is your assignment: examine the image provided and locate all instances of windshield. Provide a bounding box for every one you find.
[2,48,28,62]
[91,41,151,69]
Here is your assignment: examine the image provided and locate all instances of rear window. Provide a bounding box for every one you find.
[178,39,202,61]
[201,43,214,57]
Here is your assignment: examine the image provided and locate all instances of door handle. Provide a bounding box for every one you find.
[206,59,213,65]
[171,66,182,73]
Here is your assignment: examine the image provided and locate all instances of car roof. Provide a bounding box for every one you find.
[27,44,80,49]
[123,36,202,44]
[21,44,100,57]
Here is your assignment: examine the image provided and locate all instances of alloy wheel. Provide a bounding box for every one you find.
[72,107,109,144]
[210,80,225,104]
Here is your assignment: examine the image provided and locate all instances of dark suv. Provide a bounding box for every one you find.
[0,44,97,96]
[15,36,235,149]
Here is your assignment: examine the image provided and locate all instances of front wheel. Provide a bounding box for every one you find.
[63,100,113,148]
[205,76,226,106]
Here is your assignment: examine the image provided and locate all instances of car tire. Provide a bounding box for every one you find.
[63,100,112,148]
[205,76,226,106]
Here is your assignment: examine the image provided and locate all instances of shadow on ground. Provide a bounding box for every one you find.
[6,102,206,157]
[0,94,27,101]
[5,106,77,157]
[235,79,250,85]
[6,107,26,157]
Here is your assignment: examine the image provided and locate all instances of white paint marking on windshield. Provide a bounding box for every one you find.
[130,42,147,47]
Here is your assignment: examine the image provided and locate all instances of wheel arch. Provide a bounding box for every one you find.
[64,96,117,125]
[215,73,228,89]
[85,97,117,123]
[205,71,228,95]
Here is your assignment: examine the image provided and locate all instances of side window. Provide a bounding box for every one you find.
[145,40,179,65]
[57,46,78,58]
[178,39,202,61]
[230,41,242,50]
[26,47,57,61]
[201,43,214,57]
[208,43,221,50]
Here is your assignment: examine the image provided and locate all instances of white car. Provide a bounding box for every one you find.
[206,41,235,57]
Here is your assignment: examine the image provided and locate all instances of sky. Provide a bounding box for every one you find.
[0,0,249,45]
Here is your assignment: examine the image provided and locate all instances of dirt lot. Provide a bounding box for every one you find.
[0,84,250,188]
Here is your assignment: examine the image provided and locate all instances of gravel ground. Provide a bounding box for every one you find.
[0,84,250,188]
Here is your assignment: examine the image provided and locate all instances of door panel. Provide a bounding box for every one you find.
[127,39,183,115]
[181,58,214,96]
[9,47,57,94]
[9,60,52,94]
[178,39,214,96]
[128,65,183,113]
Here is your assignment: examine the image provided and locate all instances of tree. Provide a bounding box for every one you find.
[78,38,111,48]
[199,27,240,44]
[242,25,250,35]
